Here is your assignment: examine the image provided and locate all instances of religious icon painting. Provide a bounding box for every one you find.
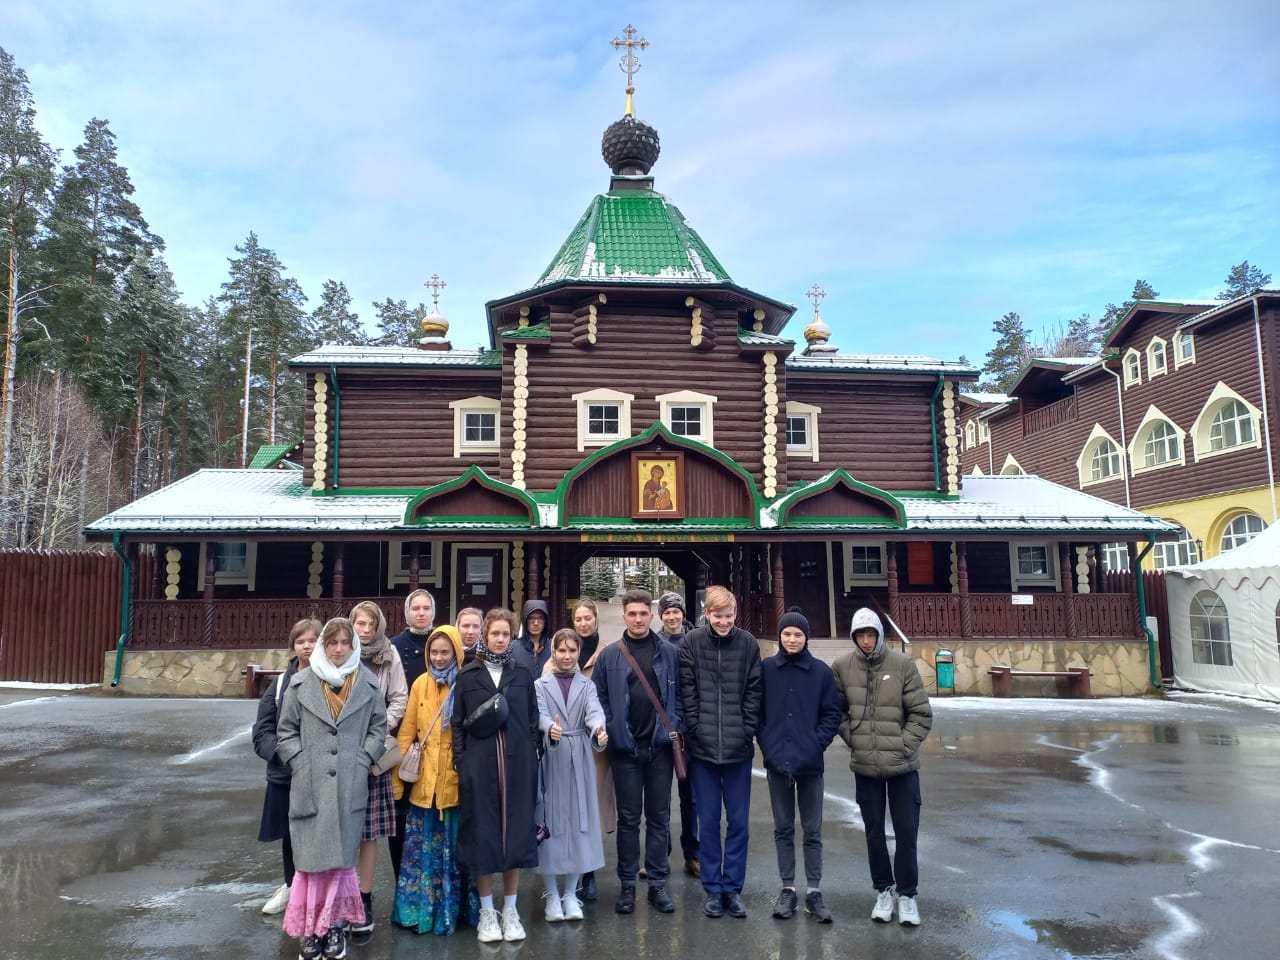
[633,451,685,520]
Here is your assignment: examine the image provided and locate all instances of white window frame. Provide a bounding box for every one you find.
[1152,523,1199,569]
[1076,423,1123,487]
[1101,542,1131,573]
[978,419,990,443]
[1128,404,1185,476]
[843,541,887,589]
[448,396,501,459]
[1146,337,1168,380]
[656,389,717,445]
[1009,541,1059,591]
[387,541,443,589]
[1191,382,1262,462]
[1000,453,1024,475]
[785,401,822,462]
[1173,330,1196,368]
[1220,513,1265,553]
[197,541,259,591]
[1123,348,1142,386]
[965,421,976,449]
[1190,590,1232,666]
[572,387,633,452]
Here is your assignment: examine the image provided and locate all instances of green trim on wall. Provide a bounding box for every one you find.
[403,465,540,525]
[769,467,907,528]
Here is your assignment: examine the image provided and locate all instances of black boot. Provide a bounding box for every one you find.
[350,892,374,936]
[615,884,636,915]
[579,871,598,902]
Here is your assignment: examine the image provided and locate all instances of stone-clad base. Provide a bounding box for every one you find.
[103,649,291,697]
[908,639,1157,698]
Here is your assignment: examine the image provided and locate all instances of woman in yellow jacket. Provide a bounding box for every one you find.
[390,625,480,935]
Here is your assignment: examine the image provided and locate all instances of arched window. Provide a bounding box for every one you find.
[1000,454,1024,475]
[965,421,976,449]
[1089,439,1121,482]
[1147,337,1168,378]
[1190,590,1232,666]
[1152,524,1198,569]
[1209,400,1256,451]
[1124,349,1141,386]
[1142,421,1180,468]
[1220,513,1265,552]
[1174,331,1195,367]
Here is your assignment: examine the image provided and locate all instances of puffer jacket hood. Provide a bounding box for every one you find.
[520,599,550,638]
[850,607,885,660]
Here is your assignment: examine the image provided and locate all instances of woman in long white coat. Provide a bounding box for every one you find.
[534,629,608,922]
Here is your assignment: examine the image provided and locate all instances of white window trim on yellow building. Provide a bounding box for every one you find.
[656,389,717,445]
[448,396,501,459]
[1128,404,1186,475]
[1190,382,1262,462]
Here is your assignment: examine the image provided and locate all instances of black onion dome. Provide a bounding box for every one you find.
[601,115,660,175]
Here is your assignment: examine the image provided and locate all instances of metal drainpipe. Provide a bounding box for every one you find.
[1252,297,1278,522]
[1100,358,1131,508]
[1133,536,1159,689]
[330,365,342,489]
[930,374,944,491]
[110,533,133,687]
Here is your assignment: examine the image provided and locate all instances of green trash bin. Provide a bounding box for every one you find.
[935,648,955,694]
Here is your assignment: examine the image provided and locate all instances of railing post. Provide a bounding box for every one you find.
[772,545,785,636]
[887,541,900,629]
[332,543,345,619]
[1060,543,1078,640]
[526,542,540,602]
[202,543,216,647]
[957,542,973,640]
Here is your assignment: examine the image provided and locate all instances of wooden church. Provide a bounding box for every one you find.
[87,39,1172,695]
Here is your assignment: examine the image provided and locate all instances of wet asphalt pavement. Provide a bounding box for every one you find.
[1,687,1277,960]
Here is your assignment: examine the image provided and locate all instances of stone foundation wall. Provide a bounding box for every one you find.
[910,639,1156,698]
[104,649,291,697]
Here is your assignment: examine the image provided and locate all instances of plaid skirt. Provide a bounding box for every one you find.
[363,769,396,840]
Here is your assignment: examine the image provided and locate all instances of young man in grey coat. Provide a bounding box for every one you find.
[832,607,932,927]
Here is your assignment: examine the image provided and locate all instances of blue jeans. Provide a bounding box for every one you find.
[690,757,753,894]
[854,769,921,897]
[611,743,674,886]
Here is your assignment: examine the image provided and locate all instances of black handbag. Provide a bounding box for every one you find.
[464,691,509,738]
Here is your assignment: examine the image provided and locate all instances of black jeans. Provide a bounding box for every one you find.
[766,770,824,888]
[678,773,698,860]
[611,742,674,886]
[854,770,921,897]
[389,797,410,879]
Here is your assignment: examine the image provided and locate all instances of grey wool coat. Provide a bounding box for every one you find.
[533,670,607,876]
[276,666,387,873]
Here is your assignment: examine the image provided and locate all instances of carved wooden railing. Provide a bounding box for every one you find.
[895,593,1137,640]
[131,598,408,648]
[1023,394,1077,436]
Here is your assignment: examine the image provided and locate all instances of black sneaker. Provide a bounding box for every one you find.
[648,884,676,913]
[321,924,347,960]
[350,893,373,936]
[773,887,798,919]
[615,884,636,915]
[298,935,323,960]
[805,889,833,923]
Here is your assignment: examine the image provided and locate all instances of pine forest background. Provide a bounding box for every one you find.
[0,46,1269,549]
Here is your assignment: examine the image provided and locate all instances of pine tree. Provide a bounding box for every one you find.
[312,279,365,345]
[982,311,1035,392]
[372,297,426,346]
[0,46,58,528]
[1217,261,1271,300]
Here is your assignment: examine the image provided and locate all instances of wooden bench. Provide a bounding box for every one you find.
[988,665,1092,699]
[242,664,285,699]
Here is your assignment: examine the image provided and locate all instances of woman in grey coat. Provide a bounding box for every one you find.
[277,618,387,960]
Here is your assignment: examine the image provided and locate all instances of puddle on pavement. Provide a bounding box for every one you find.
[987,909,1149,957]
[1029,834,1183,865]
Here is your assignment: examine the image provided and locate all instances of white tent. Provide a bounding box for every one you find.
[1167,522,1280,701]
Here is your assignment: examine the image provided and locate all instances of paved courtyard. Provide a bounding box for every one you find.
[1,685,1276,960]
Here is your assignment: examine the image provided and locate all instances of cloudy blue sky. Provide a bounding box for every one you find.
[5,0,1277,364]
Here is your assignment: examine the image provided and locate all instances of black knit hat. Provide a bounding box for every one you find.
[777,606,810,643]
[657,591,686,615]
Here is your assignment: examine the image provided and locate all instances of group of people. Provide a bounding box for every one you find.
[252,586,932,959]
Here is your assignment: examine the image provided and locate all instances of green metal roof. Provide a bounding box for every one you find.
[248,443,296,469]
[499,321,552,340]
[535,190,731,287]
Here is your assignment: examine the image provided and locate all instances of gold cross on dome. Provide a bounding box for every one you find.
[611,24,649,116]
[806,283,826,317]
[424,273,447,313]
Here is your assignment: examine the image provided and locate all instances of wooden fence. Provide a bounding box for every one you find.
[1104,569,1171,680]
[0,549,123,684]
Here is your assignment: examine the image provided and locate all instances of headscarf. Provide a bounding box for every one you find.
[403,588,436,636]
[350,602,395,666]
[850,607,886,660]
[310,617,362,687]
[425,626,462,728]
[475,631,512,667]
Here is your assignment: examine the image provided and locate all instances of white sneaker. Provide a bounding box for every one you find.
[501,905,526,941]
[544,892,564,922]
[263,883,290,915]
[476,907,502,943]
[561,893,584,921]
[897,895,921,926]
[871,888,896,922]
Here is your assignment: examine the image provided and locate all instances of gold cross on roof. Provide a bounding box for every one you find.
[611,24,649,116]
[424,273,447,313]
[806,283,827,317]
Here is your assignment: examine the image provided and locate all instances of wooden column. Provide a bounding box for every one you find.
[1060,543,1078,640]
[772,546,786,636]
[957,542,973,641]
[886,541,900,633]
[332,543,346,619]
[526,543,541,602]
[409,541,420,588]
[202,544,216,647]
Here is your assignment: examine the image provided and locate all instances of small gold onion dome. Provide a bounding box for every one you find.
[804,314,832,344]
[420,310,450,337]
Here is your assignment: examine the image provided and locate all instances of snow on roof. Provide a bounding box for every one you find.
[786,354,977,375]
[960,392,1011,405]
[291,345,499,367]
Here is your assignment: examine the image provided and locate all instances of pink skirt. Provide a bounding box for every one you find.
[282,867,363,938]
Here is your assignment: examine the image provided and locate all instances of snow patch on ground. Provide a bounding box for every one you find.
[172,725,251,764]
[0,681,98,690]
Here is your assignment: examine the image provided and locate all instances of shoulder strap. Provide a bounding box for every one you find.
[616,640,677,735]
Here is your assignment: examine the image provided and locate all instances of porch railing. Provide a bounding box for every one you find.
[894,592,1137,640]
[130,598,408,648]
[1023,394,1076,435]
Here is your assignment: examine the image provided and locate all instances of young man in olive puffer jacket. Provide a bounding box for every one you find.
[832,607,932,928]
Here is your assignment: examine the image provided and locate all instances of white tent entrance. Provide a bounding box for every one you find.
[1167,522,1280,702]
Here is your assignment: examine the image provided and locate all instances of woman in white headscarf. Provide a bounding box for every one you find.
[277,618,387,960]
